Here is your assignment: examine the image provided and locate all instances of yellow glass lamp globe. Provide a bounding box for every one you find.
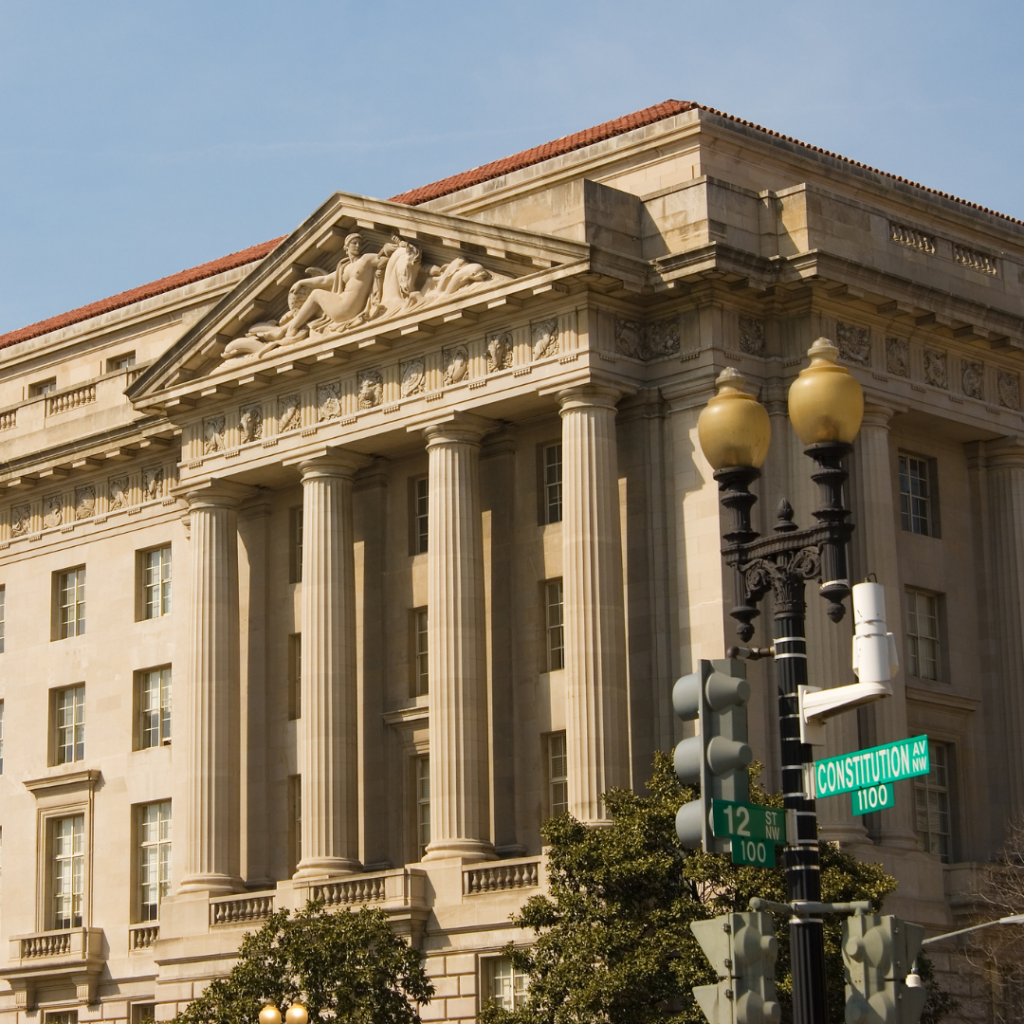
[788,338,864,444]
[259,1008,282,1024]
[285,1004,308,1024]
[697,367,772,470]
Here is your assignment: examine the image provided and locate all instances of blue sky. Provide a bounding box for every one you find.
[2,0,1021,334]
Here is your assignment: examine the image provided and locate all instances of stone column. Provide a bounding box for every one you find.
[559,385,631,824]
[423,417,495,861]
[180,484,245,894]
[295,454,365,877]
[851,403,918,848]
[983,440,1024,826]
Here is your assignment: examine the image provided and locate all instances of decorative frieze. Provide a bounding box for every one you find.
[531,318,559,360]
[43,495,63,529]
[109,475,130,511]
[443,345,469,386]
[738,316,766,357]
[400,358,425,397]
[885,338,909,378]
[923,349,948,390]
[11,503,31,538]
[203,416,226,454]
[278,394,301,432]
[357,370,383,409]
[962,360,985,400]
[889,222,936,254]
[317,382,342,421]
[0,410,15,431]
[486,331,513,373]
[614,316,680,360]
[835,322,871,366]
[47,384,96,416]
[143,466,165,500]
[998,371,1021,411]
[75,485,95,520]
[239,404,263,443]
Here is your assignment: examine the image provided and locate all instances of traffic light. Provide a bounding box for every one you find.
[674,659,752,851]
[691,912,782,1024]
[843,914,927,1024]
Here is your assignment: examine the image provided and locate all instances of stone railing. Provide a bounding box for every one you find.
[128,924,159,950]
[464,858,540,896]
[20,932,72,958]
[311,875,387,907]
[889,221,935,254]
[0,410,15,431]
[954,243,998,275]
[210,891,275,926]
[47,384,97,416]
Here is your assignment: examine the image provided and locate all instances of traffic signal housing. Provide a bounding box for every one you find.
[842,913,927,1024]
[674,659,753,852]
[691,912,782,1024]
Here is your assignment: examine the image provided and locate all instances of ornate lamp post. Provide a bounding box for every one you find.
[260,1003,308,1024]
[696,339,864,1024]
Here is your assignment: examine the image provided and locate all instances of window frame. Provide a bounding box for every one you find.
[137,545,172,620]
[135,667,171,750]
[546,731,568,819]
[287,775,302,877]
[50,813,85,930]
[412,607,429,697]
[52,685,85,766]
[538,441,563,525]
[408,476,429,555]
[0,584,6,653]
[106,352,136,373]
[29,378,57,398]
[288,633,302,720]
[135,800,171,922]
[915,740,956,863]
[289,506,304,584]
[544,578,565,673]
[905,587,943,681]
[414,754,430,861]
[898,452,940,538]
[53,566,86,640]
[482,955,529,1013]
[0,700,6,775]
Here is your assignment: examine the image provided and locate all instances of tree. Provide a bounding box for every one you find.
[481,752,955,1024]
[173,901,433,1024]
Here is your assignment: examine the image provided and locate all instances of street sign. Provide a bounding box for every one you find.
[851,783,895,816]
[732,836,777,867]
[811,735,929,799]
[713,800,788,844]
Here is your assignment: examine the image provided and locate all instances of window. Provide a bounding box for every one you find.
[545,579,565,672]
[138,801,170,921]
[0,585,5,652]
[413,609,429,697]
[137,668,171,749]
[107,352,136,372]
[899,454,938,536]
[30,378,57,397]
[411,477,429,555]
[287,775,302,876]
[485,956,528,1011]
[54,686,85,765]
[542,443,563,524]
[547,732,568,818]
[905,588,941,680]
[416,756,430,860]
[52,815,84,928]
[45,1013,77,1024]
[131,1005,155,1024]
[288,634,302,720]
[142,546,171,619]
[915,741,954,863]
[56,567,86,639]
[289,507,303,583]
[0,701,5,775]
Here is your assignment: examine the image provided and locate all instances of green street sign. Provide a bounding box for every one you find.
[731,837,776,867]
[812,735,929,799]
[712,800,787,844]
[851,783,895,816]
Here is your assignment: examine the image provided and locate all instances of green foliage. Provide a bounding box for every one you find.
[482,753,956,1024]
[173,901,433,1024]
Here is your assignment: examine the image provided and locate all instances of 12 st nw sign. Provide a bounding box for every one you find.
[811,735,930,799]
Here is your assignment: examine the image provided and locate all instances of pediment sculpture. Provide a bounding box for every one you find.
[222,232,510,365]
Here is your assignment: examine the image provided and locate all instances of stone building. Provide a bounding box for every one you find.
[0,99,1021,1022]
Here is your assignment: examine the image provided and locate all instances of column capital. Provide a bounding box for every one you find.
[183,479,251,510]
[557,383,622,414]
[860,401,900,431]
[294,450,371,482]
[419,412,495,447]
[985,435,1024,470]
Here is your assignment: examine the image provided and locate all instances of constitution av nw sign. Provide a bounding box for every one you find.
[811,734,930,799]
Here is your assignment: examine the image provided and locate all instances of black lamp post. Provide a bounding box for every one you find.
[696,340,865,1024]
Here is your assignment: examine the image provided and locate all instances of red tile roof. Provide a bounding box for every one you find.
[3,98,1020,352]
[387,100,697,205]
[0,237,285,352]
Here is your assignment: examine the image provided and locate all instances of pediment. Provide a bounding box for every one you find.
[129,191,590,408]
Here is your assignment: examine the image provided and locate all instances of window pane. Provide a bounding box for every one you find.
[546,580,564,672]
[898,454,934,536]
[415,609,429,696]
[914,741,953,863]
[544,443,563,524]
[416,756,430,859]
[53,815,84,928]
[56,686,85,764]
[549,732,568,817]
[139,801,171,921]
[0,586,6,654]
[905,589,941,681]
[415,478,429,554]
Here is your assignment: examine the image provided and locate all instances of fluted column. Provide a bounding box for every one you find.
[984,440,1024,825]
[852,403,918,848]
[295,454,365,877]
[180,484,246,894]
[423,417,495,861]
[559,385,630,824]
